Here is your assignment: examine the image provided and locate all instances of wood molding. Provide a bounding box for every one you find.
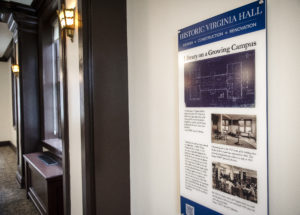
[35,0,58,20]
[16,169,24,187]
[78,0,131,214]
[0,141,11,146]
[56,0,71,213]
[42,139,63,158]
[0,1,36,16]
[31,0,45,11]
[60,15,71,215]
[11,13,38,35]
[78,0,96,213]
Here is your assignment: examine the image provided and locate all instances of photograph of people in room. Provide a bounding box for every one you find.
[211,114,256,149]
[212,162,257,203]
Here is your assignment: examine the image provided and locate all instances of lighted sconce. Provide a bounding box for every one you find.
[11,64,20,75]
[58,5,75,41]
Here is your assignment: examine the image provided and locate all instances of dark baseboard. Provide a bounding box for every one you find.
[16,170,24,188]
[0,141,17,153]
[0,141,10,146]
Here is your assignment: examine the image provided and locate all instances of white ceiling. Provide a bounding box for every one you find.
[0,23,12,57]
[3,0,33,6]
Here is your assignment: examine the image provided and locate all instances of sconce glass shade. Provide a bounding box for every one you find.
[58,7,75,30]
[11,64,20,74]
[65,10,75,27]
[58,5,75,41]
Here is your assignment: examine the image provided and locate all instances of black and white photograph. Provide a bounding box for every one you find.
[184,50,255,107]
[212,162,257,203]
[211,114,256,149]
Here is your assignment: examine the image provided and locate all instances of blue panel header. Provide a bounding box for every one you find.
[178,1,265,51]
[181,196,222,215]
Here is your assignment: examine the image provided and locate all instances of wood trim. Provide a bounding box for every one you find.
[61,25,71,215]
[31,0,46,11]
[78,0,131,214]
[36,0,58,20]
[0,1,36,16]
[42,139,63,158]
[16,169,24,187]
[0,141,11,146]
[78,0,96,214]
[58,0,71,214]
[28,188,47,215]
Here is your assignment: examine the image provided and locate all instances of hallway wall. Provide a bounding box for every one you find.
[267,0,300,214]
[0,61,17,147]
[127,0,300,215]
[66,0,83,214]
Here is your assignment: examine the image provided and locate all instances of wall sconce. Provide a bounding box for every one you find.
[11,64,20,75]
[58,5,75,41]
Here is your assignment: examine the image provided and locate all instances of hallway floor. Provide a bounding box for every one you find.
[0,146,38,215]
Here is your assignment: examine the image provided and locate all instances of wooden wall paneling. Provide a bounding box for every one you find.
[60,25,71,215]
[17,17,41,186]
[78,0,96,213]
[78,0,131,214]
[5,11,41,187]
[0,1,36,16]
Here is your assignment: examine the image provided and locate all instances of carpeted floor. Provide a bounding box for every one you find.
[0,146,39,215]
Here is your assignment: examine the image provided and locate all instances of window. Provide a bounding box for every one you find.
[239,119,252,133]
[245,120,252,133]
[42,18,62,140]
[222,119,229,131]
[239,120,245,133]
[52,20,61,137]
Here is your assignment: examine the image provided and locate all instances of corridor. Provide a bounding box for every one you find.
[0,146,38,215]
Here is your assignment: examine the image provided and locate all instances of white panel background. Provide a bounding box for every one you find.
[178,29,267,215]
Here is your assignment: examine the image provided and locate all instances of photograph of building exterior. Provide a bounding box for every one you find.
[184,50,255,107]
[212,162,258,203]
[211,114,257,149]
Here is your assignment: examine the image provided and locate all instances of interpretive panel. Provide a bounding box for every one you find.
[178,1,268,215]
